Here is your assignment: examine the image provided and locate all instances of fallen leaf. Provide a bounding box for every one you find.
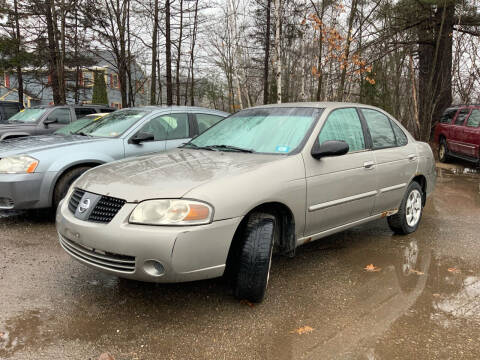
[409,269,424,275]
[0,332,4,337]
[98,353,115,360]
[240,300,255,308]
[364,264,381,272]
[432,293,440,297]
[448,267,461,274]
[292,326,314,335]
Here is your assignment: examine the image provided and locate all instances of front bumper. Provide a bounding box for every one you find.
[56,198,243,283]
[0,173,45,209]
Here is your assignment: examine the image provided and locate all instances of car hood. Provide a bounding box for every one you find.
[0,134,112,157]
[75,149,283,202]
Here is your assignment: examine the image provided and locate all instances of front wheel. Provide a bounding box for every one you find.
[234,213,275,303]
[387,182,424,235]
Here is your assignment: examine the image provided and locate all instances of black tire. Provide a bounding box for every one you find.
[438,138,450,163]
[234,213,275,303]
[387,181,424,235]
[53,166,91,210]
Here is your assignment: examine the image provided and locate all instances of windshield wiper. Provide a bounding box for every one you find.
[205,144,254,153]
[179,143,215,151]
[75,131,92,137]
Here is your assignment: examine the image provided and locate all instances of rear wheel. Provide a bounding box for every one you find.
[234,213,276,303]
[387,182,424,235]
[438,138,450,163]
[53,166,91,210]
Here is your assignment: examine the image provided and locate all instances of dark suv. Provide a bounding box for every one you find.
[0,104,115,140]
[434,104,480,165]
[0,101,23,124]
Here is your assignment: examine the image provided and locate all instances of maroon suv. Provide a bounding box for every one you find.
[434,105,480,164]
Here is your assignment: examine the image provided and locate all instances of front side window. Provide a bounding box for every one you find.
[196,113,224,134]
[136,116,168,141]
[8,108,47,124]
[454,109,470,126]
[189,107,320,154]
[164,113,189,140]
[439,109,457,124]
[74,110,147,138]
[318,108,365,152]
[48,108,71,124]
[466,109,480,127]
[362,109,396,149]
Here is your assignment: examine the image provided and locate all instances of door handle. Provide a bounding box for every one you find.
[407,154,417,161]
[363,161,375,169]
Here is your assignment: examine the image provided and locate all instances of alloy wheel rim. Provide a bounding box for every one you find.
[439,144,445,159]
[406,189,422,227]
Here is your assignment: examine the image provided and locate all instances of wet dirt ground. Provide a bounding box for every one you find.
[1,168,480,359]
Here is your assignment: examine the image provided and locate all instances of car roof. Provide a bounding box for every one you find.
[248,101,387,112]
[30,104,114,109]
[121,105,230,115]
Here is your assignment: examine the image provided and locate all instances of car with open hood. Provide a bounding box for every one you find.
[0,106,228,210]
[56,102,436,302]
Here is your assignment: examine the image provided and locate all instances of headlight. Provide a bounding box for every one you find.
[0,155,39,174]
[129,199,213,226]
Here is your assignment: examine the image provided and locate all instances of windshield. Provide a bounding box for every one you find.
[54,115,101,135]
[73,110,147,138]
[189,107,321,154]
[8,108,47,124]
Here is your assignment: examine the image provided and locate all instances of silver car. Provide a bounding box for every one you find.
[56,102,436,302]
[0,106,228,210]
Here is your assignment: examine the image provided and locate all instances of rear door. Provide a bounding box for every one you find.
[360,108,417,214]
[462,109,480,159]
[449,108,470,154]
[304,107,377,235]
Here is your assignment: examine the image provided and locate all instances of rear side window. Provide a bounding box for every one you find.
[466,109,480,127]
[196,113,224,134]
[440,109,457,124]
[391,120,408,146]
[454,109,470,125]
[318,108,365,152]
[362,109,396,149]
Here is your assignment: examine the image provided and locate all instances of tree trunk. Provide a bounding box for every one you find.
[274,0,281,103]
[13,0,23,106]
[190,0,199,106]
[176,0,183,105]
[45,0,61,104]
[150,0,159,104]
[165,0,173,105]
[315,1,326,101]
[263,0,271,104]
[337,0,357,101]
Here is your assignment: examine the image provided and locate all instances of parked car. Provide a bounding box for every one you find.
[0,104,115,140]
[0,101,23,124]
[0,106,228,210]
[56,102,436,302]
[434,104,480,165]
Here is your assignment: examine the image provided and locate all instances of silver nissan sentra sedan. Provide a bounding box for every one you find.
[56,102,436,302]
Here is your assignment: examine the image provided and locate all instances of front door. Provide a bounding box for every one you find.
[449,108,470,154]
[123,114,169,157]
[463,109,480,159]
[304,107,377,236]
[37,108,72,135]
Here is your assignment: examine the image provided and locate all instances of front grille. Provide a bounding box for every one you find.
[60,235,136,273]
[68,189,126,223]
[88,195,126,223]
[68,188,85,214]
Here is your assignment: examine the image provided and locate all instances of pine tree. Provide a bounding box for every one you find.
[91,71,109,105]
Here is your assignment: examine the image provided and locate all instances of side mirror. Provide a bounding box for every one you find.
[44,118,58,127]
[311,140,349,159]
[130,132,154,144]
